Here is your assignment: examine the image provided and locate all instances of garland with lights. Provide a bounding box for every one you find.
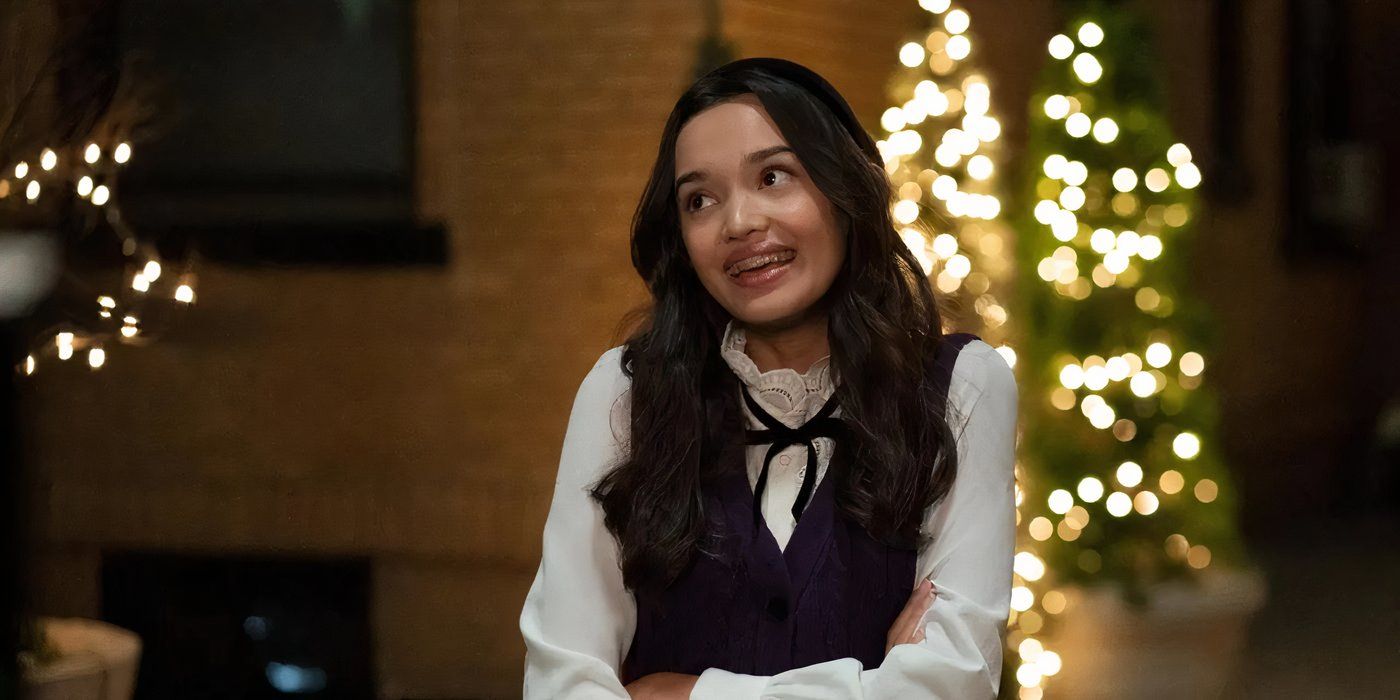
[1007,2,1251,695]
[2,21,198,378]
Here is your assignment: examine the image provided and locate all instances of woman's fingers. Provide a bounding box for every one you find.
[886,578,936,655]
[897,579,934,628]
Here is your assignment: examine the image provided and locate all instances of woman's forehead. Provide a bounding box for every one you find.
[675,97,788,170]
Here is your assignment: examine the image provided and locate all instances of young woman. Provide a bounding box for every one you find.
[520,57,1018,699]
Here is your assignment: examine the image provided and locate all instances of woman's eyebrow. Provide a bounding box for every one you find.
[674,145,796,192]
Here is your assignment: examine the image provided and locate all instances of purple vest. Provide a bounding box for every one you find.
[619,333,979,682]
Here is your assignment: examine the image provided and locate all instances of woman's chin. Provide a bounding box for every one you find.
[727,294,816,329]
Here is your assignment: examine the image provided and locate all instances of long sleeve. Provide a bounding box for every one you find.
[521,346,636,700]
[691,339,1019,700]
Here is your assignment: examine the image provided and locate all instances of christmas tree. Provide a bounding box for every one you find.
[1009,1,1253,693]
[877,0,1015,354]
[874,2,1027,694]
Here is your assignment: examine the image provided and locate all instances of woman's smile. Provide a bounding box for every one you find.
[729,251,796,288]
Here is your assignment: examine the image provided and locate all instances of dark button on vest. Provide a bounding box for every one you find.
[766,595,789,622]
[619,332,980,684]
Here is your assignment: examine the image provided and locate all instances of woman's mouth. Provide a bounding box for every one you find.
[727,250,796,288]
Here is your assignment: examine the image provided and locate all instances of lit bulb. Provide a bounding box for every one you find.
[1078,22,1104,47]
[1194,478,1218,503]
[1160,470,1185,494]
[968,154,994,180]
[995,345,1016,369]
[1146,342,1172,368]
[1092,117,1119,143]
[1014,551,1046,581]
[1059,186,1085,211]
[881,107,907,133]
[1059,363,1085,390]
[945,254,971,279]
[1180,351,1205,376]
[1175,162,1202,189]
[1139,234,1163,260]
[946,34,971,60]
[1011,586,1035,612]
[893,199,919,225]
[932,175,957,201]
[56,332,75,361]
[1173,432,1201,459]
[1167,143,1193,166]
[1077,477,1104,502]
[1048,34,1074,59]
[1036,650,1063,676]
[1044,94,1071,120]
[1116,461,1143,487]
[1063,161,1088,186]
[1072,53,1103,83]
[1133,491,1159,515]
[1050,210,1078,242]
[1090,228,1115,253]
[1017,663,1044,688]
[900,42,925,67]
[1105,492,1132,517]
[1112,168,1138,192]
[945,8,970,34]
[1130,371,1157,397]
[1103,250,1129,274]
[1066,113,1091,138]
[1145,168,1171,192]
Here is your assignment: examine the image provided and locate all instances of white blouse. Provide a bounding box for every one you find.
[519,323,1019,699]
[718,318,840,552]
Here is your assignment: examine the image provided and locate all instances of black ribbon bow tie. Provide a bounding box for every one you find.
[741,386,845,528]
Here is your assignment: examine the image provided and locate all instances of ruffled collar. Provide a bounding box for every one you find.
[719,318,837,424]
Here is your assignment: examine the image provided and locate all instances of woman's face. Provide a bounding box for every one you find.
[674,93,846,329]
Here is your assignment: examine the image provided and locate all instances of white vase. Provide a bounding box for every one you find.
[22,617,142,700]
[0,229,62,321]
[1037,565,1268,699]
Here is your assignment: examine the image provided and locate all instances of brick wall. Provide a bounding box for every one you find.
[24,1,1366,697]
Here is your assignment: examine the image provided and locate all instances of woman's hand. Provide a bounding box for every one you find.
[624,672,699,699]
[885,578,936,656]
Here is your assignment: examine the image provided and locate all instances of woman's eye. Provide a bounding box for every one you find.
[683,169,789,213]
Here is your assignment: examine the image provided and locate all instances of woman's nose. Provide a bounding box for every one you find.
[723,189,769,240]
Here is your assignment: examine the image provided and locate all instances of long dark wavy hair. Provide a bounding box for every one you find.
[591,58,962,595]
